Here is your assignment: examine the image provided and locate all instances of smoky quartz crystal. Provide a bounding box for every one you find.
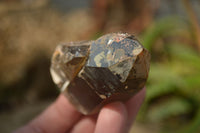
[50,33,150,115]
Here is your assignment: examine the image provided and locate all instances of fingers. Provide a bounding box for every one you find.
[15,94,82,133]
[95,102,128,133]
[125,87,146,128]
[14,88,146,133]
[70,88,146,133]
[69,115,97,133]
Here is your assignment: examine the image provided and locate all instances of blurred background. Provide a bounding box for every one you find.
[0,0,200,132]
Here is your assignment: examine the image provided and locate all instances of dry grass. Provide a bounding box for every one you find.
[0,2,94,85]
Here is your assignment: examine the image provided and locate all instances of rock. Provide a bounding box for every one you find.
[50,33,150,115]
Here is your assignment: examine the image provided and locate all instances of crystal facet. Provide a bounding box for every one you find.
[50,33,150,115]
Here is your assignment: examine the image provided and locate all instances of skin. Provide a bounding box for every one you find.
[14,87,145,133]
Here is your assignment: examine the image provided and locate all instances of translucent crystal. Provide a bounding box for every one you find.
[50,33,150,115]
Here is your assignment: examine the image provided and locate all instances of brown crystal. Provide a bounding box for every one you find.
[50,33,150,115]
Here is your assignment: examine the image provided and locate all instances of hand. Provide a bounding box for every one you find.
[14,88,145,133]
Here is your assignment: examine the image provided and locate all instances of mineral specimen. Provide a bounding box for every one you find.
[50,33,150,115]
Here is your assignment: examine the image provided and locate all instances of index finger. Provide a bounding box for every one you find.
[15,94,82,133]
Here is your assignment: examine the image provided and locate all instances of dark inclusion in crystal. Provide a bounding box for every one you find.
[50,33,150,115]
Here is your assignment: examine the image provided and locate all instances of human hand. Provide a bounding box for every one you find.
[14,87,145,133]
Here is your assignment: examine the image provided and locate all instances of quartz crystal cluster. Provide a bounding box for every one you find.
[50,33,150,115]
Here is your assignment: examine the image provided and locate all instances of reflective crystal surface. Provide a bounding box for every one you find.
[50,33,150,115]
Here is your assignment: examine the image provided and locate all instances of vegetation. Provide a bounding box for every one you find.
[138,16,200,133]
